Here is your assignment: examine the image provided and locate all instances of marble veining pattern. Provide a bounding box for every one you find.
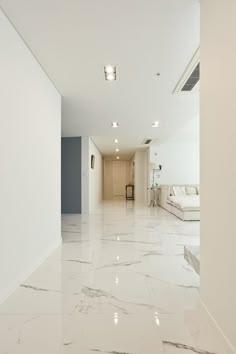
[90,350,133,354]
[163,341,216,354]
[20,284,61,293]
[66,259,92,264]
[0,201,233,354]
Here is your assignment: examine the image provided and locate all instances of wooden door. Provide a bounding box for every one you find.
[113,161,126,198]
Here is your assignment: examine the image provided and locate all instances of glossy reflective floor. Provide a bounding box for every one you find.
[0,202,233,354]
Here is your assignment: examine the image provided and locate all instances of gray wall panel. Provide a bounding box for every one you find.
[61,137,81,213]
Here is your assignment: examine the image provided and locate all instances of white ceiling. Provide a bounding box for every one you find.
[0,0,200,157]
[92,136,155,160]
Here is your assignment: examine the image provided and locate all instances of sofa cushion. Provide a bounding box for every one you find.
[170,186,175,196]
[186,186,197,195]
[172,186,186,196]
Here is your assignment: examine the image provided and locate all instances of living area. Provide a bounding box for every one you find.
[148,114,200,222]
[147,114,200,277]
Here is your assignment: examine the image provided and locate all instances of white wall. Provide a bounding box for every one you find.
[81,137,103,213]
[134,151,148,203]
[0,10,61,302]
[89,138,103,212]
[201,1,236,351]
[150,141,199,185]
[150,117,199,185]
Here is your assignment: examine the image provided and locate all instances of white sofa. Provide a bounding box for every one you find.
[158,185,200,221]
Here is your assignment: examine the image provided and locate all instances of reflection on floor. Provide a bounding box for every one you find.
[0,201,233,353]
[184,245,200,275]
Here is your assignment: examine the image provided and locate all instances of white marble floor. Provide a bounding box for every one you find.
[0,201,233,354]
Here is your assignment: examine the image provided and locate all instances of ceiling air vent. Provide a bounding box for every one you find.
[143,139,152,145]
[173,48,200,94]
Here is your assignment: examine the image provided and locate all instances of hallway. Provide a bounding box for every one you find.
[0,203,230,353]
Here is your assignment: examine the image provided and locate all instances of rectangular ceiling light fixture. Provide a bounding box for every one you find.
[104,65,117,81]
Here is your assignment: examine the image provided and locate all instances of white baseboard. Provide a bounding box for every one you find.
[0,237,62,304]
[200,298,236,354]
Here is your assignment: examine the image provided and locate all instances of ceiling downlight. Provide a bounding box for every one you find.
[104,65,117,81]
[152,121,159,128]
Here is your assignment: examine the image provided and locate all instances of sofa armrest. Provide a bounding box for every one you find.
[158,185,171,209]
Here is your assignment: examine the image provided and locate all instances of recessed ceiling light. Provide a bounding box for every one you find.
[104,65,117,81]
[116,148,119,152]
[114,139,118,143]
[111,122,119,128]
[104,65,115,74]
[106,73,116,81]
[116,156,120,159]
[152,121,159,128]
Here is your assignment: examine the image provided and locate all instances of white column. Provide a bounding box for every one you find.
[201,0,236,350]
